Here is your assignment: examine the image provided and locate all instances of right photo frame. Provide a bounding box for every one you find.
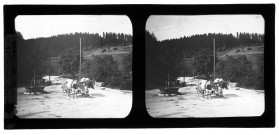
[145,15,265,118]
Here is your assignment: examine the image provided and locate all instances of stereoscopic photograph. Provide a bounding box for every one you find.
[15,15,133,118]
[146,15,265,118]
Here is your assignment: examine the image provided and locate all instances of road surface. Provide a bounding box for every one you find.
[146,77,264,118]
[16,76,132,118]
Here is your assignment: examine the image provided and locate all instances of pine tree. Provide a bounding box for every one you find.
[59,47,84,78]
[193,48,217,79]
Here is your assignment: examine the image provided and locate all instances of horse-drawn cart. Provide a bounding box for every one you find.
[159,87,180,96]
[25,71,46,94]
[25,86,45,94]
[196,79,229,99]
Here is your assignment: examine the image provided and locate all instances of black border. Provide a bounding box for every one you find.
[4,4,275,129]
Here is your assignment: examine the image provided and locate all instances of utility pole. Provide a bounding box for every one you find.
[192,55,195,77]
[182,51,186,83]
[34,70,36,87]
[79,38,81,81]
[213,38,215,80]
[58,54,60,75]
[49,49,51,83]
[167,71,169,88]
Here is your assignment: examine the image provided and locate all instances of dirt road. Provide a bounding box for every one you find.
[146,77,264,118]
[16,76,132,118]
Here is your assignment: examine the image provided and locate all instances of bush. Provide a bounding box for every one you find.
[119,77,132,90]
[113,47,118,51]
[216,55,256,87]
[109,54,132,90]
[81,54,132,90]
[104,70,132,90]
[102,49,106,53]
[247,48,252,51]
[235,49,241,53]
[255,55,264,90]
[235,83,240,87]
[255,79,264,90]
[193,48,217,79]
[180,82,187,87]
[59,47,84,78]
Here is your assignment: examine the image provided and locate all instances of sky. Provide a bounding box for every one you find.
[15,15,132,40]
[146,15,265,41]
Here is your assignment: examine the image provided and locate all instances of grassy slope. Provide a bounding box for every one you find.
[49,45,132,75]
[183,45,264,77]
[83,45,132,58]
[217,45,264,58]
[84,45,132,71]
[217,45,264,71]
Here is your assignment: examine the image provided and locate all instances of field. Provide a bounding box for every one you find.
[217,45,264,58]
[146,77,264,118]
[16,76,132,118]
[182,45,264,76]
[49,45,132,75]
[217,45,264,72]
[83,45,132,58]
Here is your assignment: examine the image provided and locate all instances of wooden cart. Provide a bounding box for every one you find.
[159,87,180,96]
[25,86,45,94]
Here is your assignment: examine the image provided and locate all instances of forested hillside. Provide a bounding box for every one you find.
[17,32,132,57]
[17,32,132,85]
[146,30,264,88]
[158,32,264,58]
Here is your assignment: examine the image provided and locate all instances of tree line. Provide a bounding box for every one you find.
[158,32,264,58]
[18,32,132,57]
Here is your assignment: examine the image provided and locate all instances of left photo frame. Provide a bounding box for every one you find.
[6,15,133,119]
[13,15,133,119]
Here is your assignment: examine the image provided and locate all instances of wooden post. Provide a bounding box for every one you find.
[34,70,36,87]
[193,55,194,77]
[79,38,81,81]
[49,49,51,83]
[183,51,186,82]
[167,71,169,88]
[213,38,215,80]
[58,54,60,75]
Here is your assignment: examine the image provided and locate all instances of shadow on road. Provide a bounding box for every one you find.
[16,111,50,118]
[153,92,187,97]
[42,91,54,94]
[176,92,186,95]
[223,94,240,99]
[52,83,63,85]
[186,84,196,86]
[208,94,240,99]
[157,111,184,118]
[69,93,106,99]
[89,93,106,97]
[17,91,54,95]
[77,95,96,99]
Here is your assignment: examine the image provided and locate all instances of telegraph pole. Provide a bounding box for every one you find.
[34,70,36,87]
[213,38,215,80]
[193,55,195,77]
[79,38,82,81]
[167,71,169,88]
[49,49,51,83]
[183,51,186,82]
[58,54,60,75]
